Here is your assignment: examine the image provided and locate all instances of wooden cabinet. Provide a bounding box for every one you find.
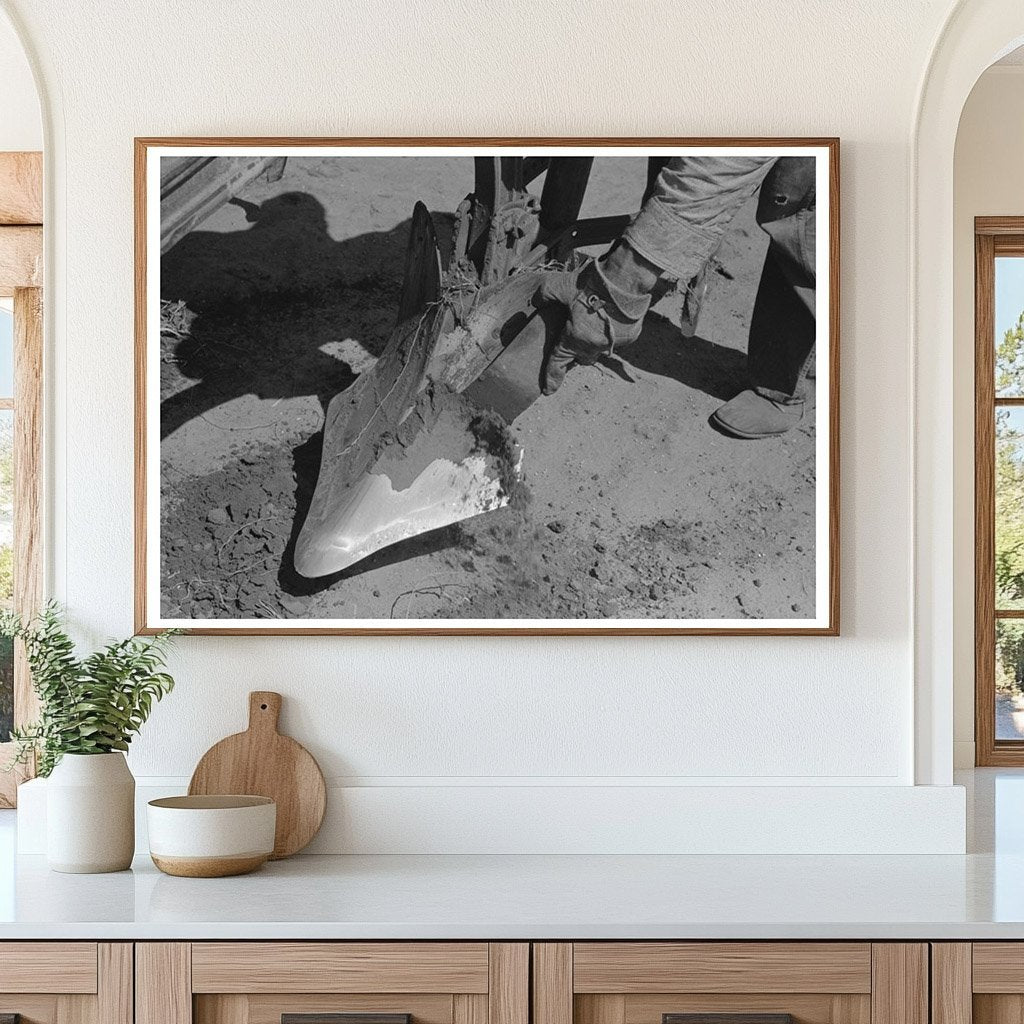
[0,943,132,1024]
[532,944,928,1024]
[0,938,953,1024]
[927,943,1024,1024]
[136,944,528,1024]
[932,943,1024,1024]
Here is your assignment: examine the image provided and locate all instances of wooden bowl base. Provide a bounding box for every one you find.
[151,853,268,878]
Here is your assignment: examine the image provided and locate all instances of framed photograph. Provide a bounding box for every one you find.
[136,138,839,635]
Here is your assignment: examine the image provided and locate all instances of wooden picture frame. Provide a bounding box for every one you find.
[136,137,840,636]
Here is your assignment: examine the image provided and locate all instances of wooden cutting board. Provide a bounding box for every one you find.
[188,691,326,859]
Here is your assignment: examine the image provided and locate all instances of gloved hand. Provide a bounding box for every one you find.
[534,241,662,394]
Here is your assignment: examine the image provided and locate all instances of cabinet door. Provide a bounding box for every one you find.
[533,944,927,1024]
[0,943,131,1024]
[137,943,528,1024]
[943,943,1024,1024]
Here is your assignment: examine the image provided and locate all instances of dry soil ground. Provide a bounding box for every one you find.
[158,156,817,622]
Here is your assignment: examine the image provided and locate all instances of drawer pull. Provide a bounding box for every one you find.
[664,1016,794,1024]
[283,1016,411,1024]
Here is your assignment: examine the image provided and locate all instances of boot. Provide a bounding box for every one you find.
[535,241,662,394]
[711,389,804,439]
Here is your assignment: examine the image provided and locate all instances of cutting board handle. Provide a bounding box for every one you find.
[248,691,282,734]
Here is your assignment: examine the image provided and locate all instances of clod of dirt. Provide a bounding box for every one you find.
[279,594,309,615]
[372,386,524,506]
[468,409,530,510]
[374,388,480,490]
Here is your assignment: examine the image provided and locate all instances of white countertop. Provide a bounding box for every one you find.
[0,769,1021,941]
[0,849,1021,940]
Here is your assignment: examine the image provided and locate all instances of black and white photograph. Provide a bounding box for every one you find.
[138,141,838,634]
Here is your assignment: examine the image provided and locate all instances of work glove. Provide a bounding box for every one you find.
[535,242,662,394]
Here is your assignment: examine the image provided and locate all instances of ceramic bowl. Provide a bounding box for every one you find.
[147,795,276,877]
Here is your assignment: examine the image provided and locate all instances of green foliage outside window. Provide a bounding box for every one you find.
[0,634,11,742]
[996,311,1024,694]
[0,415,12,740]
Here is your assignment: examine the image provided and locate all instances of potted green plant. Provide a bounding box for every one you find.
[2,603,178,873]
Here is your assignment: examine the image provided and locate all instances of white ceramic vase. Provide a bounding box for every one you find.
[46,752,135,873]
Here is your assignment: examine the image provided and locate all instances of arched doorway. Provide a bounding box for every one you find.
[914,1,1024,785]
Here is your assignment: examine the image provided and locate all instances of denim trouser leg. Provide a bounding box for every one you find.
[622,156,776,280]
[747,236,816,403]
[618,154,818,401]
[750,178,817,402]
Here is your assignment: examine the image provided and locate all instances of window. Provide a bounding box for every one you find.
[0,302,13,744]
[975,219,1024,764]
[0,289,41,803]
[0,152,42,807]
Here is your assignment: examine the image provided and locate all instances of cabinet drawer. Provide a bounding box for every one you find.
[534,944,925,1024]
[0,942,98,994]
[0,943,130,1024]
[196,991,481,1024]
[570,943,872,1024]
[572,944,872,994]
[191,944,490,994]
[973,944,1024,992]
[140,943,529,1024]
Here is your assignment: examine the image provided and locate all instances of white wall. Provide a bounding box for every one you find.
[0,0,978,851]
[952,65,1024,767]
[0,9,39,151]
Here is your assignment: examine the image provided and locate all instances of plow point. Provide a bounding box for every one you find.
[293,452,514,578]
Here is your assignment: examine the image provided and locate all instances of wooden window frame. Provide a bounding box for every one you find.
[0,151,43,806]
[975,216,1024,765]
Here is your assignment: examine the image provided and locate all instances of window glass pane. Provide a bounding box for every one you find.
[996,256,1024,396]
[997,407,1024,610]
[998,620,1024,740]
[0,305,12,399]
[0,409,12,742]
[0,634,10,743]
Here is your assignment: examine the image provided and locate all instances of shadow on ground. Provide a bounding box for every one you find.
[621,311,749,402]
[160,191,455,439]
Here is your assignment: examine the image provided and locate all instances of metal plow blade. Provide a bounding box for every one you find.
[293,202,527,579]
[293,446,512,577]
[293,328,523,577]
